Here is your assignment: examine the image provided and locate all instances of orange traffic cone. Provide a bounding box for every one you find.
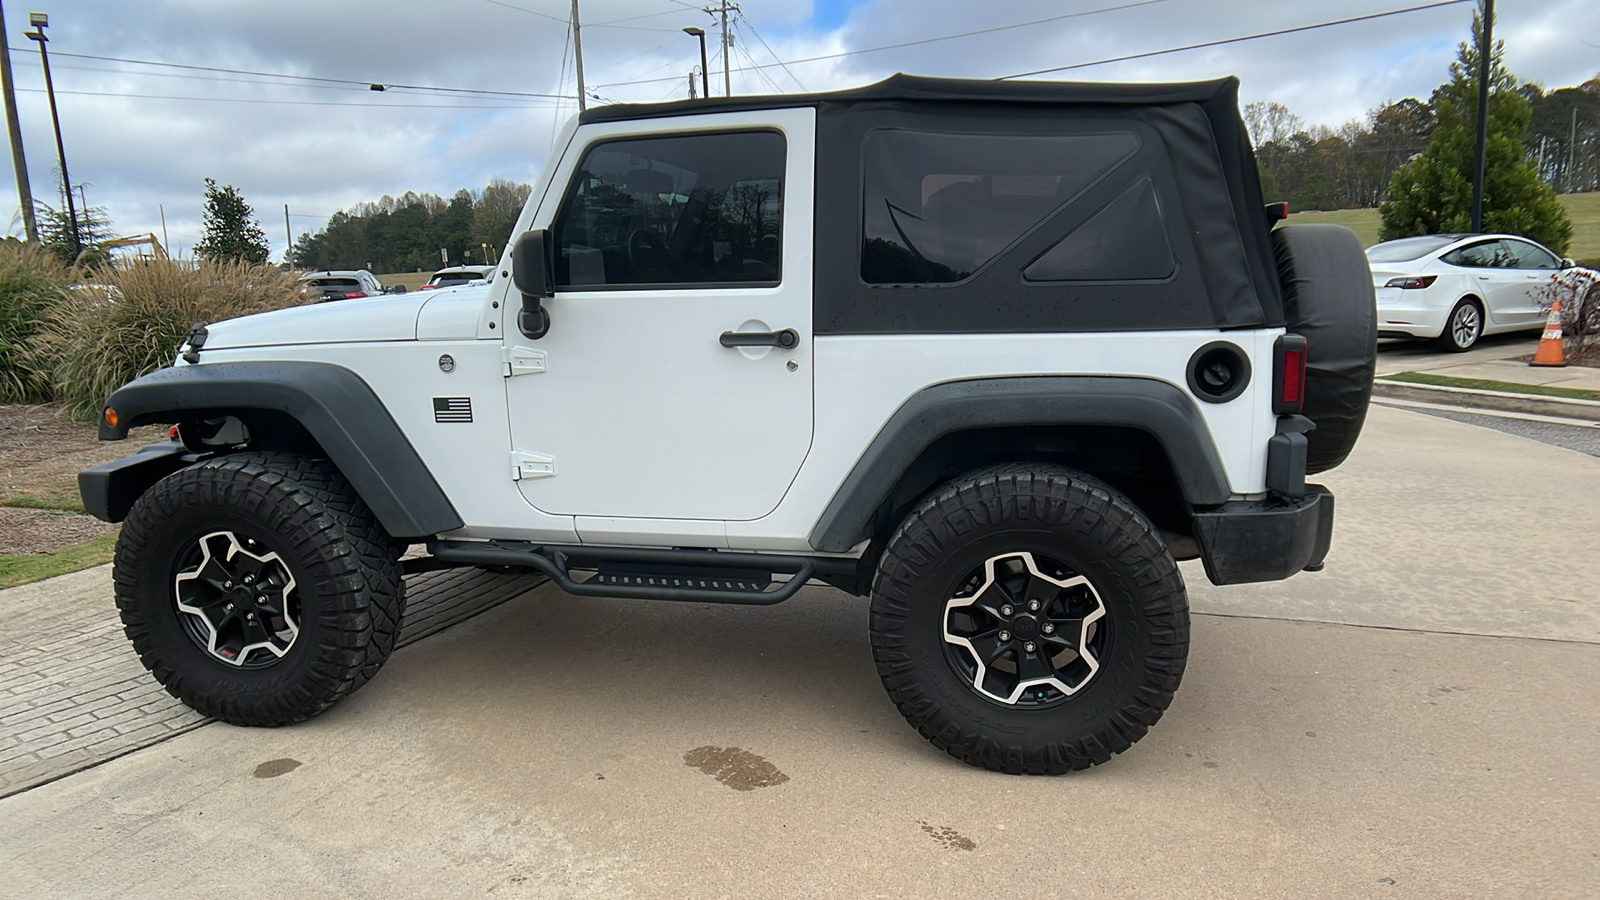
[1531,301,1567,368]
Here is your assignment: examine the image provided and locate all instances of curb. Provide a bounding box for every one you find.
[1372,379,1600,422]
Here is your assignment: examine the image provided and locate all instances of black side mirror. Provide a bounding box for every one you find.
[1561,257,1576,270]
[513,229,554,339]
[388,284,407,294]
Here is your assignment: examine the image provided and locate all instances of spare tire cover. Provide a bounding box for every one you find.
[1271,224,1377,474]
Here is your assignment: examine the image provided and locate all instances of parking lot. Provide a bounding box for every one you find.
[3,390,1598,899]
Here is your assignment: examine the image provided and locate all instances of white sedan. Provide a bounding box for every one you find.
[1365,233,1589,351]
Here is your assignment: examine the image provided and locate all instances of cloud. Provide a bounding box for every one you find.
[2,0,1595,261]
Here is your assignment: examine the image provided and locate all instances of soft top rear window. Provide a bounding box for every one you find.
[1365,236,1456,262]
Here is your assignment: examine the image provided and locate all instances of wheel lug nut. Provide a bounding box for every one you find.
[1000,605,1013,616]
[225,603,234,611]
[257,595,267,604]
[998,630,1012,642]
[1024,642,1037,652]
[1027,600,1040,612]
[243,575,254,584]
[223,580,233,588]
[1042,623,1055,634]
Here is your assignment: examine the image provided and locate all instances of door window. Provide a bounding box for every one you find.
[552,131,785,288]
[1506,240,1559,270]
[1441,241,1515,268]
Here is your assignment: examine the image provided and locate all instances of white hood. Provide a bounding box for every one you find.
[199,293,432,350]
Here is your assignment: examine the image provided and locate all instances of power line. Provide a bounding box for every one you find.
[13,86,555,109]
[737,15,806,91]
[595,0,1178,88]
[5,46,573,100]
[998,0,1475,79]
[479,0,568,24]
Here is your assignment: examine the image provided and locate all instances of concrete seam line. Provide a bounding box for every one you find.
[0,718,213,800]
[1193,611,1600,646]
[1371,381,1600,422]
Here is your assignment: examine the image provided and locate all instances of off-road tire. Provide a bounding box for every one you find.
[114,452,404,726]
[869,464,1189,774]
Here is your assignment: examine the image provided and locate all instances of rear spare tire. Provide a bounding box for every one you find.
[1271,224,1377,474]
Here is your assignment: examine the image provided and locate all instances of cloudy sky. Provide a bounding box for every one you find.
[1,0,1595,263]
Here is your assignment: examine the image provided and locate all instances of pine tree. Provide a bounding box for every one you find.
[195,177,270,264]
[1378,2,1572,253]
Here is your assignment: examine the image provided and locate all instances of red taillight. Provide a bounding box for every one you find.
[168,425,180,440]
[1265,201,1290,222]
[1383,275,1437,290]
[342,290,368,299]
[1273,334,1308,415]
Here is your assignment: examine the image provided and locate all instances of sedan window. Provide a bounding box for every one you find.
[1365,235,1456,262]
[1506,240,1559,270]
[1441,241,1514,268]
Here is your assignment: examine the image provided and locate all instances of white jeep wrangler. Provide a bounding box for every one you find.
[82,75,1376,774]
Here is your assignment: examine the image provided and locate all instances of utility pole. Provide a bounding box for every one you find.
[570,0,586,112]
[688,71,697,99]
[25,13,77,256]
[284,204,293,266]
[0,1,37,241]
[719,2,733,97]
[1569,106,1578,194]
[1469,0,1493,233]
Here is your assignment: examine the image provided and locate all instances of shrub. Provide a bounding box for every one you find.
[0,242,73,402]
[39,258,303,419]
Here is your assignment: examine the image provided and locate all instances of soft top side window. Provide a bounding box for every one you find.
[860,129,1138,286]
[552,130,785,289]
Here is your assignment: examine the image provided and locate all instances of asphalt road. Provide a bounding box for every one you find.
[3,404,1598,899]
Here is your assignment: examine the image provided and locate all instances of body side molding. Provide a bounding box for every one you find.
[98,361,463,538]
[807,376,1233,553]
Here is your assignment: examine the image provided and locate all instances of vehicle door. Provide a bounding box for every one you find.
[503,108,815,530]
[1501,239,1563,327]
[1441,239,1524,324]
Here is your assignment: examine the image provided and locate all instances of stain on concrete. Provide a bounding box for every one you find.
[252,758,301,779]
[682,746,789,791]
[918,820,976,851]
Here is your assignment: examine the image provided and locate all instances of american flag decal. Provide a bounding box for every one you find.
[433,397,472,423]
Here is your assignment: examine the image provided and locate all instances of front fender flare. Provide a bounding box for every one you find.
[98,361,463,539]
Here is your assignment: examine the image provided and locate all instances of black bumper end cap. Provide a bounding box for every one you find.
[1191,485,1335,586]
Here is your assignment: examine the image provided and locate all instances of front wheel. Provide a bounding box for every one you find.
[113,453,403,726]
[869,464,1190,774]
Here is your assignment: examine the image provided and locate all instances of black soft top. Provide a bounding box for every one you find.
[581,74,1284,332]
[579,73,1243,123]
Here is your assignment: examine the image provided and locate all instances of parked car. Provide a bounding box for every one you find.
[82,74,1376,774]
[1366,233,1589,351]
[296,269,394,302]
[418,265,495,290]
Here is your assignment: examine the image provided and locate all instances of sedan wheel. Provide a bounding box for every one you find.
[1439,300,1483,352]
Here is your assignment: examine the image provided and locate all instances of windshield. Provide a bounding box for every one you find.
[428,274,479,287]
[308,278,363,291]
[1366,236,1456,263]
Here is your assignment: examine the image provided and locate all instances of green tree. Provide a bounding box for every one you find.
[195,177,270,264]
[1379,3,1572,253]
[34,200,114,266]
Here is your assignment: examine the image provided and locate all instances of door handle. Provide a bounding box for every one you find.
[720,328,799,350]
[1478,275,1491,280]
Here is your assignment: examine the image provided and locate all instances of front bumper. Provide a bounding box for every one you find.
[1190,486,1335,586]
[78,440,195,523]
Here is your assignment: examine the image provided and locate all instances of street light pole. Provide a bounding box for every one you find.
[24,12,76,257]
[1470,0,1493,233]
[0,1,37,242]
[683,27,709,99]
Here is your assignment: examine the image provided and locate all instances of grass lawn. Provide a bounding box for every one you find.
[1286,193,1600,261]
[376,271,433,291]
[1380,370,1600,402]
[0,533,117,591]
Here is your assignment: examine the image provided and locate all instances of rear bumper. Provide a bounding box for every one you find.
[1374,287,1448,338]
[78,441,194,523]
[1190,486,1335,586]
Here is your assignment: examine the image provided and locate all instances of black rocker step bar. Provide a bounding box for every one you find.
[420,540,857,605]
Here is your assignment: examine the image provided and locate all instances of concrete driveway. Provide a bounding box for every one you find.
[3,404,1598,899]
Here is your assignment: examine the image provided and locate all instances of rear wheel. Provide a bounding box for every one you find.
[1437,299,1483,352]
[114,453,403,726]
[869,464,1189,774]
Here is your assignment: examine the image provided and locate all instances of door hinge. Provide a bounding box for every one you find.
[502,347,547,377]
[511,451,556,481]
